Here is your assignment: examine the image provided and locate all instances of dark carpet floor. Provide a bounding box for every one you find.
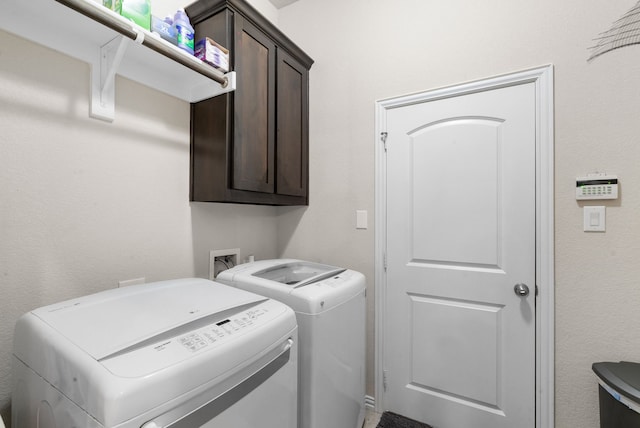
[376,411,433,428]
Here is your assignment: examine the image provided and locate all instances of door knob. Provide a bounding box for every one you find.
[514,283,530,297]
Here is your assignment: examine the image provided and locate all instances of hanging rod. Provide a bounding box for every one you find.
[55,0,229,87]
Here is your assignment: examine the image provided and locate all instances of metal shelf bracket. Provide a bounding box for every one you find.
[91,35,130,121]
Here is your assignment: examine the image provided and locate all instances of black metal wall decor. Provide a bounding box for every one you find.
[589,1,640,61]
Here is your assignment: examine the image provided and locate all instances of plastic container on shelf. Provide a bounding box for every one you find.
[173,9,194,55]
[121,0,151,30]
[102,0,122,14]
[151,15,177,45]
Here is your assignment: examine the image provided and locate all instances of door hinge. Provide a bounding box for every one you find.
[535,284,539,296]
[383,369,388,392]
[381,131,388,152]
[383,252,387,272]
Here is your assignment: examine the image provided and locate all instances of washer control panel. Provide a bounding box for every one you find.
[319,270,355,288]
[100,300,287,377]
[178,308,268,352]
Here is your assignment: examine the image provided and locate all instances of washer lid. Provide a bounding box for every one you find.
[28,278,265,360]
[252,261,345,289]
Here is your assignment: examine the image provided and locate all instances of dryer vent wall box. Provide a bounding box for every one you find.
[12,278,298,428]
[576,174,618,200]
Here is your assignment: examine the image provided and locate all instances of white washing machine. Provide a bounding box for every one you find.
[217,259,366,428]
[12,278,298,428]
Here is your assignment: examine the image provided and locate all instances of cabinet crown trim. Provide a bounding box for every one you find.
[186,0,314,69]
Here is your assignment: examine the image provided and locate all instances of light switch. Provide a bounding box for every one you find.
[356,210,368,229]
[583,206,605,232]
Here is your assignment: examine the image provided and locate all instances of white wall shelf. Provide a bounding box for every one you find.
[0,0,236,121]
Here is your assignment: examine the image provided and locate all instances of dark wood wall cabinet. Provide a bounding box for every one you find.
[187,0,314,205]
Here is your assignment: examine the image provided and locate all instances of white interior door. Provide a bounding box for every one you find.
[382,80,537,428]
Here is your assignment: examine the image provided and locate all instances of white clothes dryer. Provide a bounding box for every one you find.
[217,259,366,428]
[12,278,298,428]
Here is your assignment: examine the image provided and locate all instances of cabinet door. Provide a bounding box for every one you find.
[233,15,276,194]
[276,49,309,198]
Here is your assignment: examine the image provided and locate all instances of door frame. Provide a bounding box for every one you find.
[374,65,555,428]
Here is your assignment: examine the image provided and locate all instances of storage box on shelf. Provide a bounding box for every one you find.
[195,37,229,72]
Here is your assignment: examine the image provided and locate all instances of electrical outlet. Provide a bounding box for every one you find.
[118,277,145,287]
[209,248,240,279]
